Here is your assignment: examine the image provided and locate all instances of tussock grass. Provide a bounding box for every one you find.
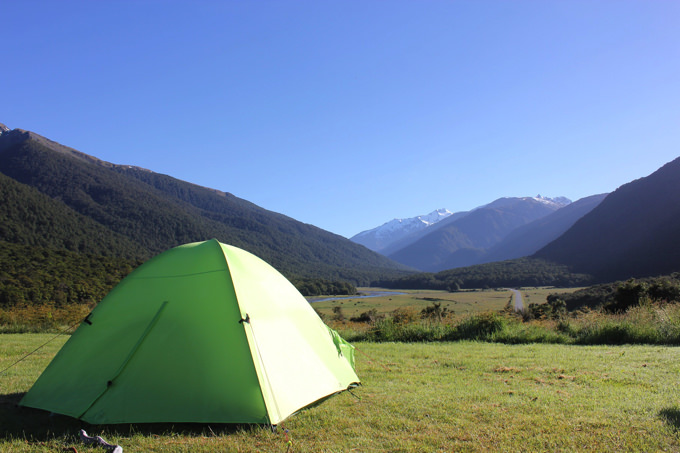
[2,335,680,451]
[0,303,90,334]
[335,303,680,346]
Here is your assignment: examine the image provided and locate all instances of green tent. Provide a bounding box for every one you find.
[20,239,359,425]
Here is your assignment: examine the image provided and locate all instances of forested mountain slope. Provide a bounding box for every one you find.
[534,157,680,281]
[479,193,607,264]
[0,126,411,285]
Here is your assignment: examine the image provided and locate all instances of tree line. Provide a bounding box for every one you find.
[290,278,357,297]
[0,240,358,306]
[375,257,594,291]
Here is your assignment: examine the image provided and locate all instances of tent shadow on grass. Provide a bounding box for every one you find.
[1,391,260,442]
[659,407,680,432]
[1,391,81,441]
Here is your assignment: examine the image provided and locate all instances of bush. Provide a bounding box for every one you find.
[494,321,570,344]
[574,321,658,345]
[606,280,650,313]
[571,305,680,345]
[332,306,345,322]
[391,307,420,325]
[350,309,384,324]
[420,302,449,322]
[453,312,507,340]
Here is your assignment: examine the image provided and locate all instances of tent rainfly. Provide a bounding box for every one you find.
[20,239,359,425]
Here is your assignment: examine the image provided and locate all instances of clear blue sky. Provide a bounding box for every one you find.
[3,1,679,238]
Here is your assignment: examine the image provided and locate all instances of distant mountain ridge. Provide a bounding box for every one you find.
[352,195,573,272]
[387,196,571,271]
[351,196,570,257]
[0,124,412,285]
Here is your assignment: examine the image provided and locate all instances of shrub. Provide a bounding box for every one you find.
[453,312,507,341]
[420,302,449,323]
[606,279,650,313]
[350,309,383,324]
[391,307,420,326]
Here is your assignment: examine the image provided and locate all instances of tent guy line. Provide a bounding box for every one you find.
[0,322,78,377]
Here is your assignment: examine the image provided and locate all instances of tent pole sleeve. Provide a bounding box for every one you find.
[76,300,169,419]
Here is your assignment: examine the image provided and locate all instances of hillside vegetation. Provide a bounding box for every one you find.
[0,172,146,258]
[0,128,412,307]
[0,242,140,309]
[534,156,680,281]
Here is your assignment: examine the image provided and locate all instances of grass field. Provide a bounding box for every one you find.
[310,287,575,320]
[2,334,680,452]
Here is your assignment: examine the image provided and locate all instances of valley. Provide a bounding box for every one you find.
[1,125,680,453]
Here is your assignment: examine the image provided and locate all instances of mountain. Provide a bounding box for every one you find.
[350,208,453,252]
[0,125,412,285]
[379,211,472,257]
[534,156,680,281]
[387,196,570,272]
[479,193,608,264]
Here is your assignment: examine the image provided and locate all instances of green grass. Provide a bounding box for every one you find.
[2,334,680,451]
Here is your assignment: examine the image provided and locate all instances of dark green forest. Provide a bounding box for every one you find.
[0,171,147,258]
[289,278,357,297]
[377,257,594,291]
[0,241,140,307]
[0,240,357,308]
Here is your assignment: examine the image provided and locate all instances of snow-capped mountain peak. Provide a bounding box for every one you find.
[419,208,453,226]
[351,208,453,252]
[350,196,572,254]
[532,195,572,208]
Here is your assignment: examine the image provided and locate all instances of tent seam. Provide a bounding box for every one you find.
[219,242,277,424]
